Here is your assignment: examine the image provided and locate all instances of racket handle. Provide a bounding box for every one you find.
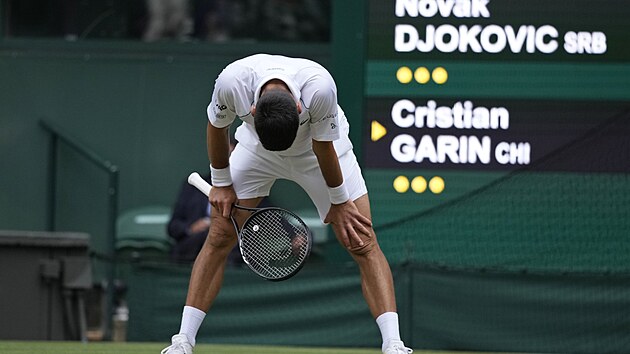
[188,172,212,196]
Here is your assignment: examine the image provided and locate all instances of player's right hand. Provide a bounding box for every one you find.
[209,185,238,218]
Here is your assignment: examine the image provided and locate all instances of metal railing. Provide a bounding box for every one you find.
[40,119,118,341]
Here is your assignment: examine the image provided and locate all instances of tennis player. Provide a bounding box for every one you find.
[161,54,412,354]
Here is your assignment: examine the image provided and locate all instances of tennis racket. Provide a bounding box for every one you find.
[188,172,312,281]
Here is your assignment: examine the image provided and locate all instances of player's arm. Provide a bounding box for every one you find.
[207,65,243,218]
[206,122,237,218]
[207,122,230,170]
[312,140,371,249]
[306,69,371,247]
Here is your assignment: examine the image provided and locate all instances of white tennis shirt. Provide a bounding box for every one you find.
[207,54,353,157]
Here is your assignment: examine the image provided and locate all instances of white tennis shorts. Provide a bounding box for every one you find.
[229,143,368,221]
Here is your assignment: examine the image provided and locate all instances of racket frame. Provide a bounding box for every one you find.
[188,172,312,281]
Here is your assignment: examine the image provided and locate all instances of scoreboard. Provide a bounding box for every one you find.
[361,0,630,222]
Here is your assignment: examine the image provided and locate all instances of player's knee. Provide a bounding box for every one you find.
[347,236,376,257]
[207,220,237,250]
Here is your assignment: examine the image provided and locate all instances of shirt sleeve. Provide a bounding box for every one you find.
[306,71,341,142]
[207,63,252,128]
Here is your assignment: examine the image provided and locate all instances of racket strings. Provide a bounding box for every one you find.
[240,209,310,280]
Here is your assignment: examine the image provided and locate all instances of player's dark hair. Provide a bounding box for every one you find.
[254,90,299,151]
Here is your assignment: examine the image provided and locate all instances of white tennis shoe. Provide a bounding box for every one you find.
[161,334,193,354]
[383,339,413,354]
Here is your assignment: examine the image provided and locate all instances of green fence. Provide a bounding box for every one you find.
[124,261,630,353]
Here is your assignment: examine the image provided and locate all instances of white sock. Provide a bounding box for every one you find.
[179,305,206,347]
[376,312,401,351]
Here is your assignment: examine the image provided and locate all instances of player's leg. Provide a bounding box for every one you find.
[347,194,396,316]
[348,196,411,353]
[162,145,281,353]
[293,150,411,353]
[185,193,266,310]
[294,150,396,314]
[160,211,235,354]
[185,207,239,311]
[161,200,260,354]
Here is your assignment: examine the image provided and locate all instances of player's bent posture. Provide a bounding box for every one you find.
[161,54,412,354]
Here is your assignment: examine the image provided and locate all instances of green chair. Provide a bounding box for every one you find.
[116,205,173,260]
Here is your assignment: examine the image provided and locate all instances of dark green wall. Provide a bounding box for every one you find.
[126,262,630,353]
[0,0,367,263]
[0,40,331,254]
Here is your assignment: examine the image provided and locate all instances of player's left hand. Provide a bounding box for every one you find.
[324,200,372,249]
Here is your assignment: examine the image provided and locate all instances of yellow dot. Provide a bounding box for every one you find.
[396,67,413,84]
[411,176,427,193]
[432,67,448,84]
[428,176,445,194]
[414,67,430,84]
[393,176,410,193]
